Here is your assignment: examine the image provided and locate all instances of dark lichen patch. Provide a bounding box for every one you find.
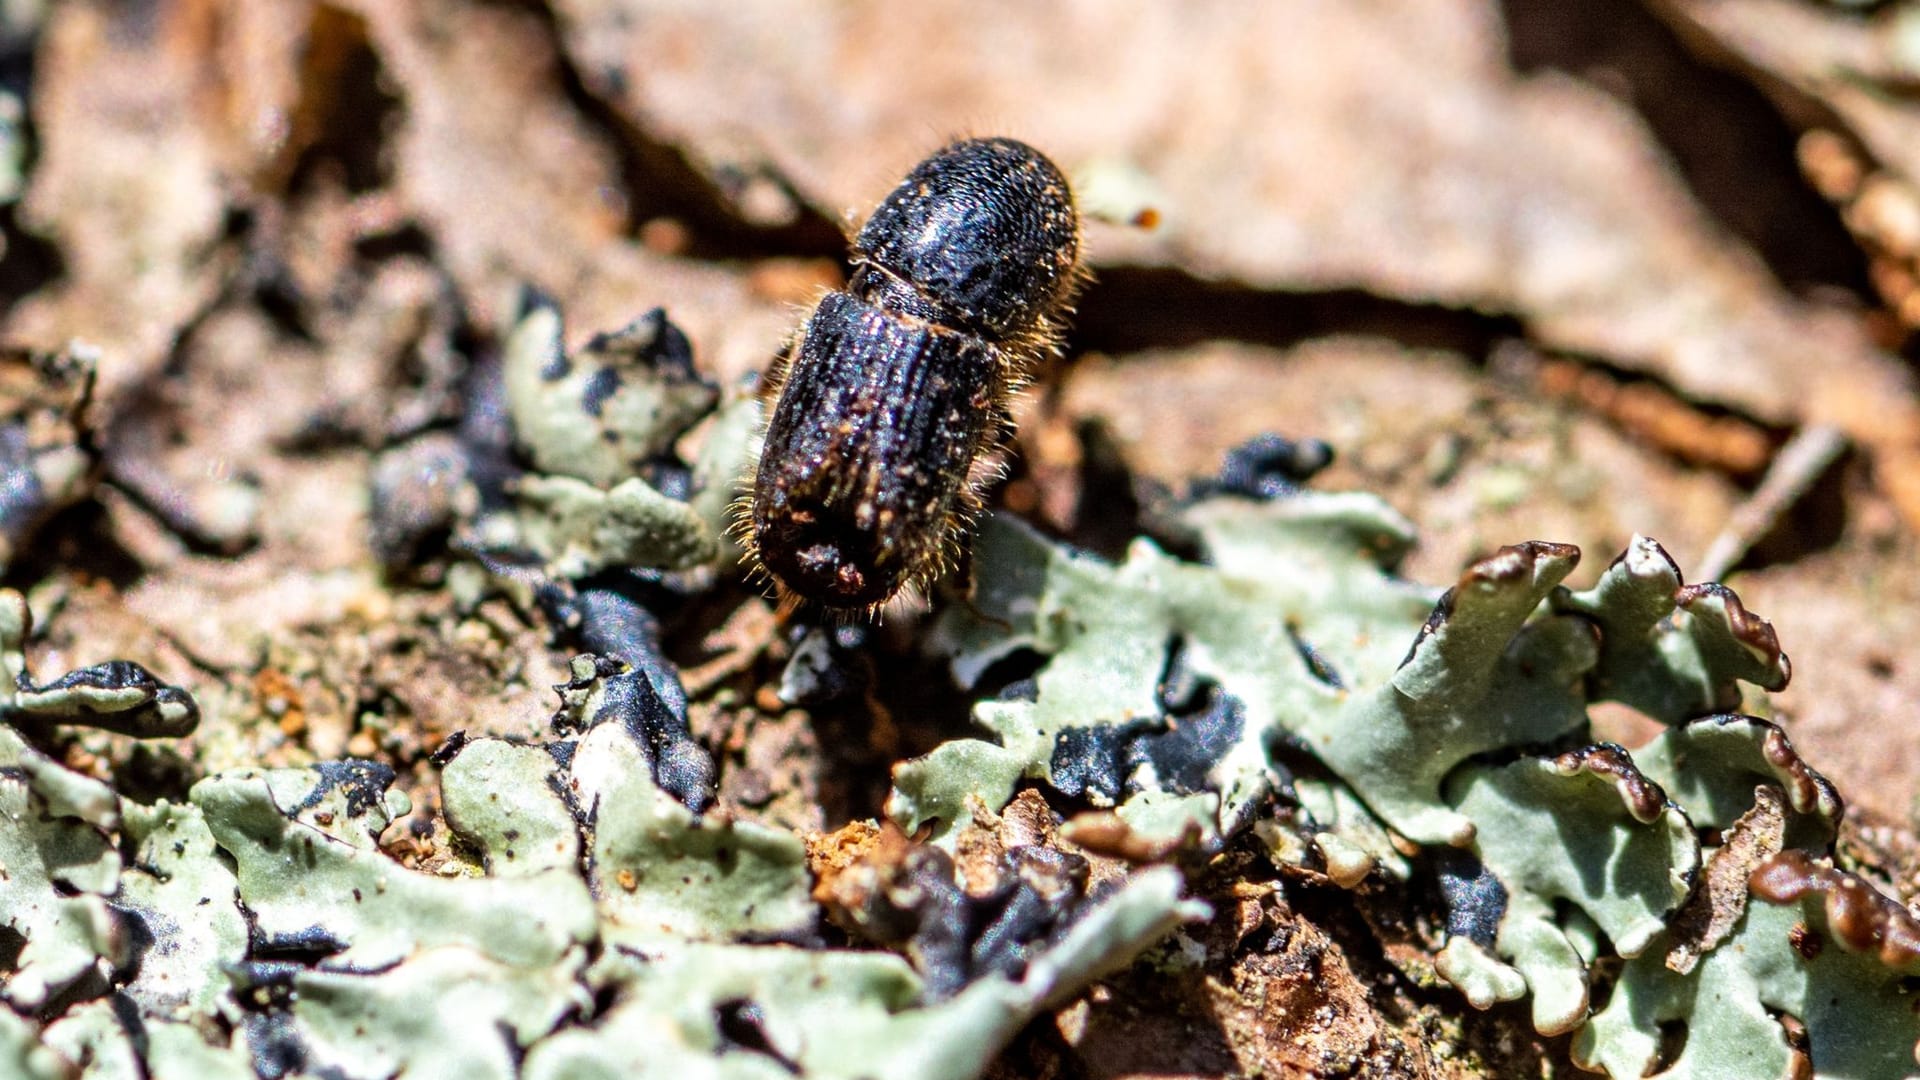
[1196,432,1334,501]
[1153,636,1202,712]
[243,1010,314,1080]
[248,924,351,963]
[1130,689,1247,797]
[583,307,702,383]
[1431,848,1508,950]
[456,353,522,514]
[578,366,620,418]
[0,424,48,545]
[815,790,1128,1001]
[519,581,719,814]
[1043,687,1246,806]
[712,998,801,1073]
[1285,624,1346,690]
[776,625,870,707]
[1046,722,1138,805]
[285,760,396,823]
[966,845,1097,981]
[559,584,670,683]
[597,668,713,812]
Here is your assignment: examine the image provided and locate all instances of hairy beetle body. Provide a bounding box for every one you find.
[745,138,1082,614]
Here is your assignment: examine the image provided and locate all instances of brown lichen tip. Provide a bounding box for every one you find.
[1403,540,1582,661]
[1757,722,1845,825]
[1749,850,1920,971]
[1463,540,1582,587]
[1552,743,1668,824]
[1062,810,1202,864]
[1674,581,1791,690]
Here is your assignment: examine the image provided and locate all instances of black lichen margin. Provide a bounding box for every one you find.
[1,586,200,739]
[10,659,200,738]
[744,137,1085,615]
[1195,433,1335,501]
[849,842,1100,1001]
[543,585,714,812]
[286,760,397,821]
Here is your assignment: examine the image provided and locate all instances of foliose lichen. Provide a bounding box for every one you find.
[895,462,1916,1077]
[1,588,199,1015]
[10,298,1919,1079]
[3,301,1203,1079]
[2,618,1201,1079]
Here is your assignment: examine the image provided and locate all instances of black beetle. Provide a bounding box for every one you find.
[744,137,1083,614]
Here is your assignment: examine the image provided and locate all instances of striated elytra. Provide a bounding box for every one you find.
[746,137,1083,613]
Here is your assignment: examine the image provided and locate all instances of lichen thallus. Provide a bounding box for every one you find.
[739,137,1086,617]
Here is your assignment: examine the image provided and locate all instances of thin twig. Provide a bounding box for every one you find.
[1696,424,1848,582]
